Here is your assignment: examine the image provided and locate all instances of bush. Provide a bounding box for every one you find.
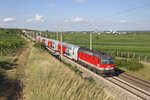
[34,43,46,50]
[115,59,128,68]
[126,59,144,71]
[115,59,144,71]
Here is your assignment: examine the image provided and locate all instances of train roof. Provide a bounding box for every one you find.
[78,47,113,60]
[67,44,80,48]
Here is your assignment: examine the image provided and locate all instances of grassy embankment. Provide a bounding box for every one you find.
[20,44,113,100]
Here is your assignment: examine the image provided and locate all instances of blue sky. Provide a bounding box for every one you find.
[0,0,150,31]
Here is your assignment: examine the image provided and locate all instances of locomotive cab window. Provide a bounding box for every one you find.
[109,59,114,64]
[102,59,114,64]
[102,59,109,64]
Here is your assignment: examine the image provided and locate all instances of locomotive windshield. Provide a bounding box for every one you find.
[102,59,114,64]
[109,59,114,64]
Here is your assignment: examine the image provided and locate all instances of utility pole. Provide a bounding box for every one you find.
[90,24,92,50]
[60,24,63,59]
[32,31,34,38]
[57,31,58,40]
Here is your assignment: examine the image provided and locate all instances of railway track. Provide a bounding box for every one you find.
[70,58,150,100]
[28,36,150,100]
[80,65,150,99]
[106,76,150,100]
[115,69,150,92]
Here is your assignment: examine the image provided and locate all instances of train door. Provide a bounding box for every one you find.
[54,41,58,51]
[72,48,75,60]
[42,39,45,45]
[62,45,67,55]
[48,41,51,48]
[45,39,48,46]
[97,58,101,67]
[72,47,79,60]
[58,43,61,53]
[52,42,55,49]
[50,42,52,48]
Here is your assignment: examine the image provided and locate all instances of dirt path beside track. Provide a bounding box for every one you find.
[0,35,33,100]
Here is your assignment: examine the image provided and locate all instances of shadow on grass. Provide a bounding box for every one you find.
[0,61,18,70]
[0,61,22,100]
[114,68,125,76]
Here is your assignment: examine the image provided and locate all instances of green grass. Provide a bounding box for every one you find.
[21,47,114,100]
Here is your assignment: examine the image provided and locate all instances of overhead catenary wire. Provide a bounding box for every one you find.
[96,2,150,20]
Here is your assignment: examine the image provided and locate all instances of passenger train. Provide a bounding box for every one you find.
[35,35,115,75]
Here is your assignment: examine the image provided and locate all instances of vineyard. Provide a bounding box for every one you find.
[0,28,26,55]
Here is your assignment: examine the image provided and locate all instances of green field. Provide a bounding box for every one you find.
[41,32,150,62]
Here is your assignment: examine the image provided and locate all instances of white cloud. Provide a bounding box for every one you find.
[75,0,86,3]
[35,15,44,21]
[26,15,44,22]
[3,17,15,22]
[64,17,95,23]
[64,17,85,23]
[119,20,127,23]
[48,3,56,7]
[26,19,33,22]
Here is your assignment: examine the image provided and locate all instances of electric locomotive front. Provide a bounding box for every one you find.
[78,47,115,75]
